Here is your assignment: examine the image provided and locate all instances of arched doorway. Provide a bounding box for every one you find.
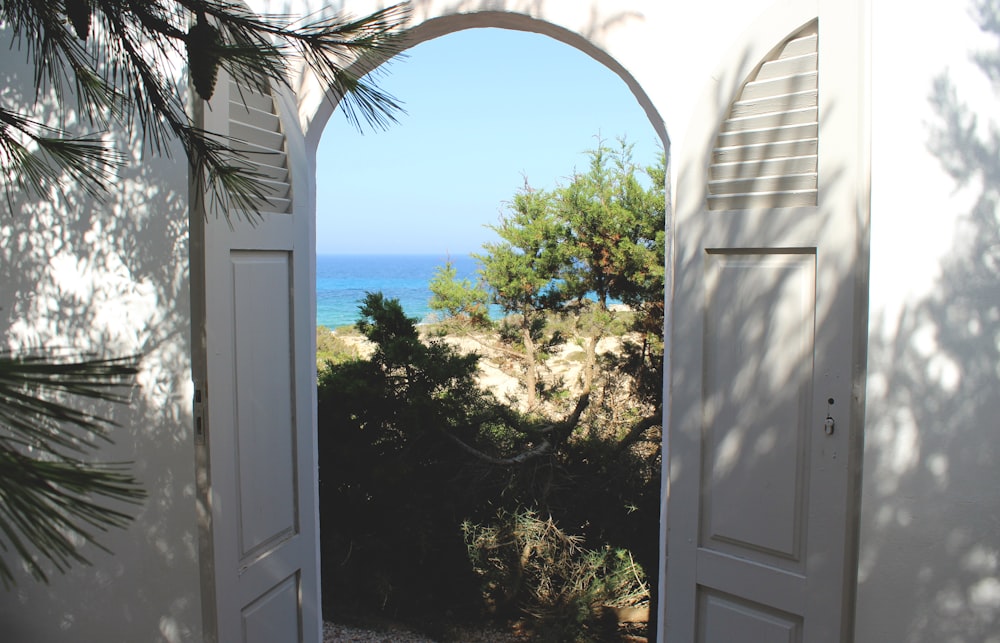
[307,15,670,638]
[192,2,867,641]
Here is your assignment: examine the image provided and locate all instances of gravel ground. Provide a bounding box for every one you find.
[322,621,526,643]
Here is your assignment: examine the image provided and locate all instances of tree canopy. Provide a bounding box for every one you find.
[430,136,667,407]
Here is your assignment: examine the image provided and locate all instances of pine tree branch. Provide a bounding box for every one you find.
[443,392,591,467]
[0,0,410,218]
[614,411,662,453]
[0,352,146,587]
[0,106,124,207]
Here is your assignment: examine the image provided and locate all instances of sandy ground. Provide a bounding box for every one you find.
[330,328,627,409]
[322,621,528,643]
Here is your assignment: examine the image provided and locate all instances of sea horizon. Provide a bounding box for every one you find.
[316,252,483,329]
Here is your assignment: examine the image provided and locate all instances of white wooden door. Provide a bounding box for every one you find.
[192,73,321,643]
[664,6,866,641]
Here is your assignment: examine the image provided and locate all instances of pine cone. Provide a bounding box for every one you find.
[65,0,91,41]
[187,20,222,101]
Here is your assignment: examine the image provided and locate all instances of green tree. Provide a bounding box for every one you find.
[617,150,667,406]
[477,183,564,408]
[318,293,651,635]
[556,137,663,393]
[1,0,408,584]
[428,259,491,327]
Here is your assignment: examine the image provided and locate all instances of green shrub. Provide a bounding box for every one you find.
[316,325,360,370]
[317,295,515,626]
[316,293,661,638]
[463,508,649,642]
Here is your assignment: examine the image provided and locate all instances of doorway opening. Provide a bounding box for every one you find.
[308,19,669,641]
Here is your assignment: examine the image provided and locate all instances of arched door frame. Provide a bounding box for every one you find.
[296,6,675,634]
[290,3,869,642]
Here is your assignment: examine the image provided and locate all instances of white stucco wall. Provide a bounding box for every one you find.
[858,1,1000,640]
[1,1,998,641]
[0,30,202,643]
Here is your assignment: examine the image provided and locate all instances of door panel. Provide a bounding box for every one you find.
[231,251,298,561]
[698,591,802,643]
[242,573,302,643]
[671,233,828,639]
[193,73,320,643]
[702,250,814,563]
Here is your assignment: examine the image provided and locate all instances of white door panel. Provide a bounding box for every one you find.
[701,250,815,564]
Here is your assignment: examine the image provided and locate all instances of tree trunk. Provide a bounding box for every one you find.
[522,319,537,408]
[582,333,598,394]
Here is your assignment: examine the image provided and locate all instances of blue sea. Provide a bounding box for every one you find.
[316,253,482,329]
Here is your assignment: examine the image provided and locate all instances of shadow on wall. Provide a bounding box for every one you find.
[859,1,1000,639]
[407,0,644,40]
[0,35,199,642]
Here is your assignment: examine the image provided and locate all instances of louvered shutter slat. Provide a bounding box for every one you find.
[709,156,817,181]
[230,107,281,133]
[716,122,818,147]
[779,33,818,58]
[707,190,817,211]
[230,121,285,150]
[708,173,817,195]
[229,86,275,112]
[756,53,818,81]
[228,79,292,215]
[728,90,818,119]
[723,107,818,133]
[708,22,819,210]
[739,71,817,102]
[713,138,818,164]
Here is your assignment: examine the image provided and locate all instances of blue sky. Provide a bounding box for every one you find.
[316,27,662,255]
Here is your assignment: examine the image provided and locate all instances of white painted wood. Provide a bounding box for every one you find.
[228,79,293,214]
[709,22,819,211]
[666,3,866,641]
[193,72,321,643]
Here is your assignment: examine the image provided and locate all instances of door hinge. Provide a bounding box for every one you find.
[194,383,206,445]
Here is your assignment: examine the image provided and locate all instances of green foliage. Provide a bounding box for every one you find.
[318,291,659,638]
[318,134,667,637]
[472,185,567,407]
[0,0,408,216]
[478,185,565,316]
[556,138,645,308]
[318,292,523,623]
[435,138,666,408]
[316,325,359,371]
[0,352,146,587]
[463,508,649,642]
[555,139,665,312]
[555,139,666,402]
[428,260,491,326]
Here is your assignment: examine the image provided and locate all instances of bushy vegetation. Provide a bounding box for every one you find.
[464,509,649,643]
[318,294,525,628]
[318,138,664,640]
[316,325,361,368]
